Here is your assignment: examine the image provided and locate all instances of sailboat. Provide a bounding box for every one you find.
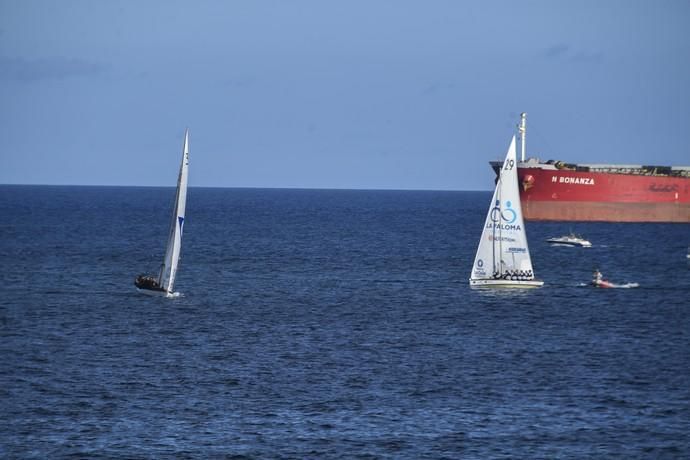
[469,136,543,288]
[135,129,190,297]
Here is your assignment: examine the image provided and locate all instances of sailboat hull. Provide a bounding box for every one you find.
[469,279,544,288]
[135,287,179,298]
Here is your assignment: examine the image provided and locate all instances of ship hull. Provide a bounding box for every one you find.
[494,164,690,223]
[521,200,690,222]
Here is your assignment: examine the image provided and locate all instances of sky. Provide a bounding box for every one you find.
[1,0,689,190]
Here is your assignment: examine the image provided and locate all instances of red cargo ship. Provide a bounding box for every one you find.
[490,114,690,223]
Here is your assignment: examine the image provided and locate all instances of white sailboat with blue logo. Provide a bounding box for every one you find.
[470,135,543,288]
[135,129,190,297]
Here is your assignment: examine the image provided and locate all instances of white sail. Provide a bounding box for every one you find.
[158,129,189,294]
[470,135,542,287]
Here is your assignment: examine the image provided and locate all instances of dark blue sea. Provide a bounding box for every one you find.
[1,185,689,459]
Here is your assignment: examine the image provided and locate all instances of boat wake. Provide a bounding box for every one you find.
[610,282,639,289]
[578,282,640,289]
[135,288,184,298]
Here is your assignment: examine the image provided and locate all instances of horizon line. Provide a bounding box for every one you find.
[0,182,493,193]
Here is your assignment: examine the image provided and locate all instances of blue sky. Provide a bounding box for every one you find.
[1,0,689,189]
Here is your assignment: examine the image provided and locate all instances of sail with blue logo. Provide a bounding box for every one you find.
[157,128,190,294]
[470,135,543,288]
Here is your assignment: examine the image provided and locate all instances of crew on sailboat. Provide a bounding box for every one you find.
[492,269,533,280]
[135,274,164,291]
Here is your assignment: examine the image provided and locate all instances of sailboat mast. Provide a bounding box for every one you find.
[158,189,180,288]
[497,187,503,275]
[491,198,497,276]
[519,112,527,162]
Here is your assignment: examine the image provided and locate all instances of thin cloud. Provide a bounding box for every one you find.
[0,56,105,82]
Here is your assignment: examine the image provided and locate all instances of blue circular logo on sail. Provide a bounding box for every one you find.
[490,200,517,224]
[502,201,517,224]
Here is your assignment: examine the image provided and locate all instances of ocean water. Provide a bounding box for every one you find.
[1,185,689,459]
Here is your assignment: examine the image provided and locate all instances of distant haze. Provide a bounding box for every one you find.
[1,1,689,190]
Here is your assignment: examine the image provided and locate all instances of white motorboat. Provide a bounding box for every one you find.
[546,233,592,247]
